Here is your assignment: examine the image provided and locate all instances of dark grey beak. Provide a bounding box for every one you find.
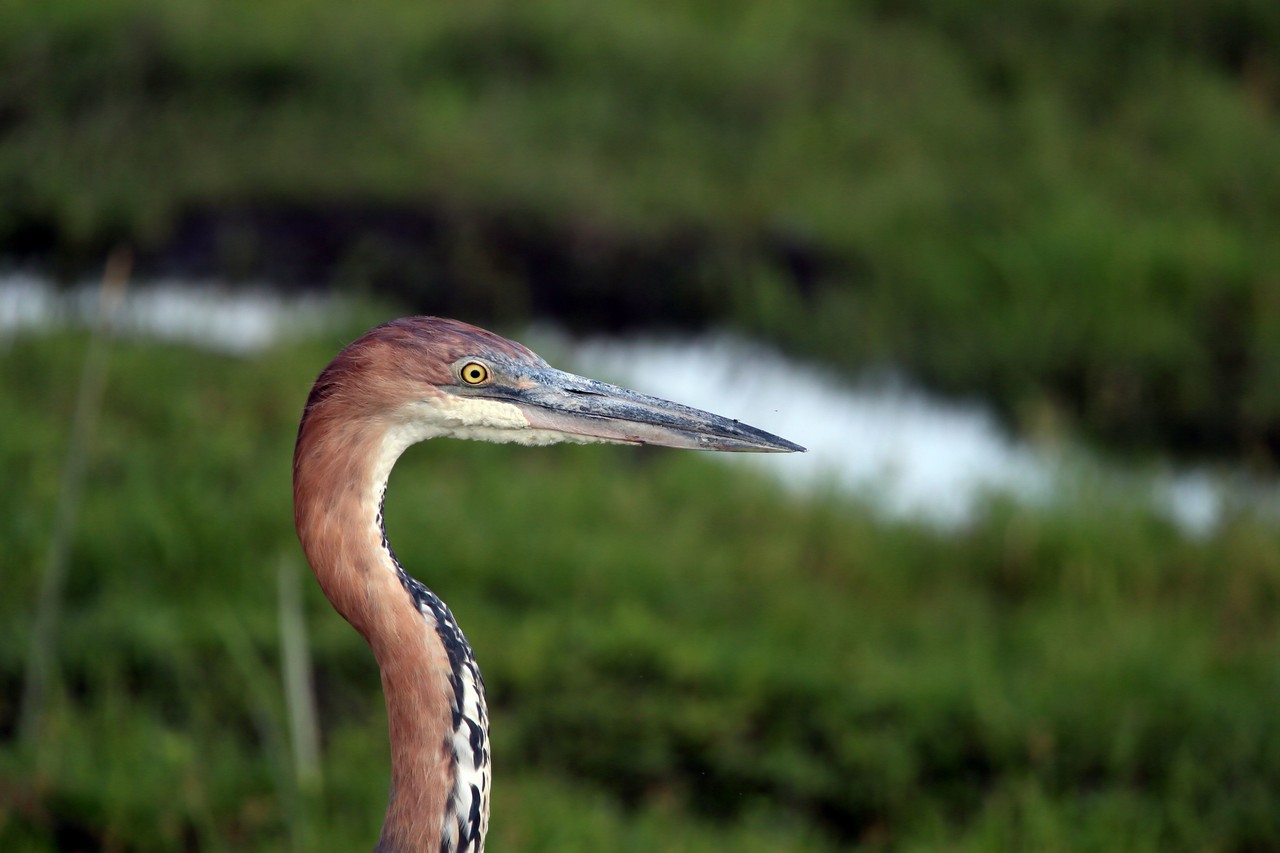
[501,367,804,453]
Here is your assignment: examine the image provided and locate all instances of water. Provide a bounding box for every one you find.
[559,333,1229,531]
[0,271,332,355]
[0,274,1252,532]
[562,333,1047,524]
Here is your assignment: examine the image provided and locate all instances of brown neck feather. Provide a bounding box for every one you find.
[294,406,455,852]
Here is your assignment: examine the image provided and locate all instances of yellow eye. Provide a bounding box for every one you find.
[460,361,491,385]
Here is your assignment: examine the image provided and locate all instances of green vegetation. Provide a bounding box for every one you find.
[3,328,1280,851]
[1,0,1278,454]
[3,2,1280,847]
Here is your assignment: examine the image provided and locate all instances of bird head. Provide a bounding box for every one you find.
[302,317,804,454]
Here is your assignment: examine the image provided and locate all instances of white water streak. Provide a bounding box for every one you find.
[558,332,1236,533]
[0,272,331,354]
[1,274,1258,533]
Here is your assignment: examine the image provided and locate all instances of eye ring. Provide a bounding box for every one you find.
[459,361,491,385]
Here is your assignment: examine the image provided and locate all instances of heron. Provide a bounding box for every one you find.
[293,317,803,852]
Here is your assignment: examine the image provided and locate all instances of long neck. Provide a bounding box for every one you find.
[294,411,489,853]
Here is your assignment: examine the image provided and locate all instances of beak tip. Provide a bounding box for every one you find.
[720,435,805,453]
[757,433,806,454]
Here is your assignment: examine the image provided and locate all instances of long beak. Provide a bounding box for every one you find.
[494,367,805,453]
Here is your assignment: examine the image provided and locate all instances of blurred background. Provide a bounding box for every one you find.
[3,0,1280,849]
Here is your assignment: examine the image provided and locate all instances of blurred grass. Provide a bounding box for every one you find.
[1,0,1279,454]
[2,328,1280,850]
